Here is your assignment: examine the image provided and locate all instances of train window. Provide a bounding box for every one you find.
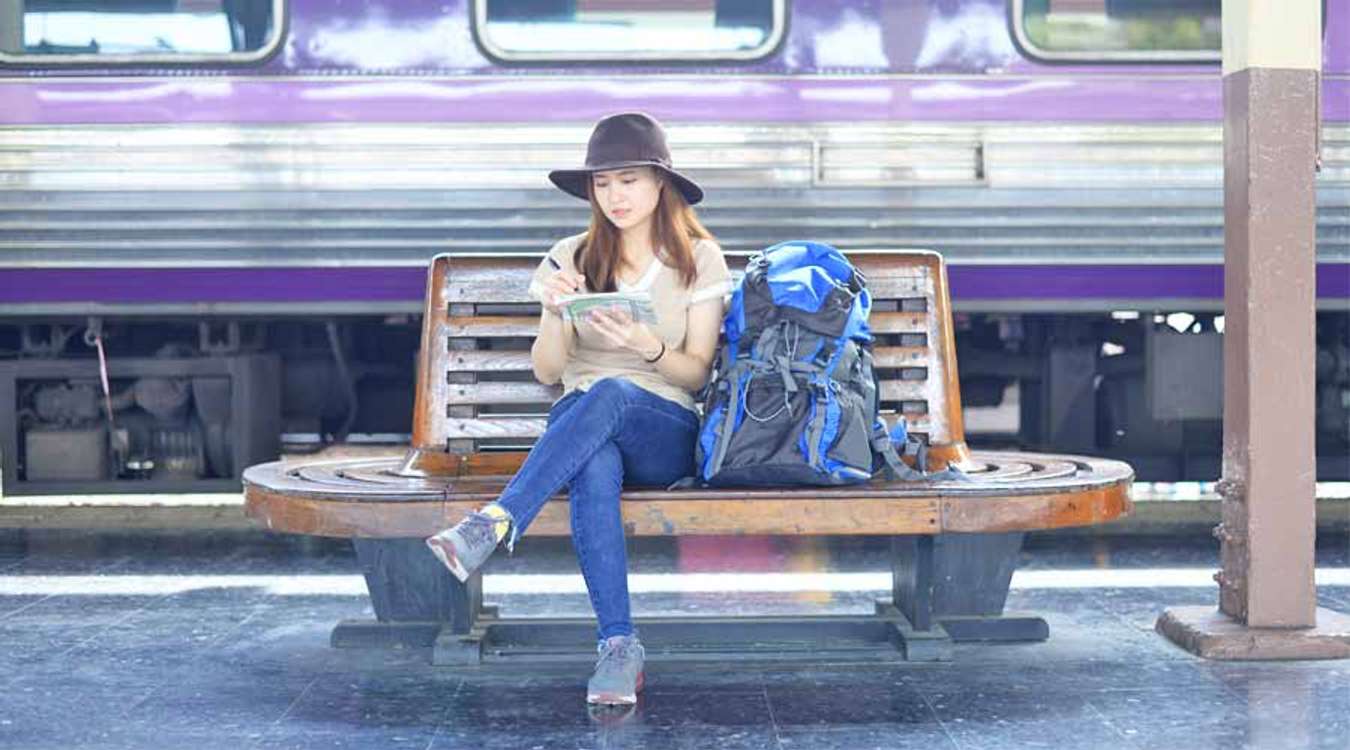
[473,0,784,62]
[1012,0,1221,62]
[0,0,283,64]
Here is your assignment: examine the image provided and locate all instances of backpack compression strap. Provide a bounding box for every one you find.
[871,419,972,483]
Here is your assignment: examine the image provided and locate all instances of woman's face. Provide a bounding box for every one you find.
[591,167,662,232]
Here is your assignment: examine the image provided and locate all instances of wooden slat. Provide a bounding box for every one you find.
[864,278,935,301]
[879,380,934,402]
[437,380,934,410]
[849,253,937,277]
[448,322,934,345]
[444,279,932,307]
[446,417,548,439]
[436,251,937,282]
[615,497,941,536]
[445,270,534,304]
[442,254,936,305]
[457,451,534,476]
[245,489,945,537]
[243,485,1127,537]
[448,350,534,372]
[446,412,934,452]
[872,346,928,367]
[447,310,930,336]
[448,348,931,374]
[444,381,562,405]
[941,487,1133,533]
[448,316,538,338]
[241,449,1134,538]
[867,312,929,335]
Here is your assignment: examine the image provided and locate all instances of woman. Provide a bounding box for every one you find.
[425,112,731,705]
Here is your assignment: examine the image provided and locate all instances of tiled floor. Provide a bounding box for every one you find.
[0,530,1345,750]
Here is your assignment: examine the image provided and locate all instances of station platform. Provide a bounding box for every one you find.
[0,528,1345,749]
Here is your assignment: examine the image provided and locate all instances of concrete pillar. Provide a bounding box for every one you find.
[1218,0,1321,629]
[0,0,23,55]
[1155,0,1350,659]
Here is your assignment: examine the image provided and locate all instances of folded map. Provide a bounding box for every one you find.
[556,291,658,325]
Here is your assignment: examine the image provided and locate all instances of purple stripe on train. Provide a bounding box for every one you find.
[0,268,423,304]
[949,264,1350,302]
[2,265,1347,305]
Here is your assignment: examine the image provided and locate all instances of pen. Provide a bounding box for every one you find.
[548,255,584,293]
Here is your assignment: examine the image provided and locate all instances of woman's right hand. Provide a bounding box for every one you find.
[540,270,586,316]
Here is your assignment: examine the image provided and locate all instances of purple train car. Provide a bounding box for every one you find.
[0,0,1346,490]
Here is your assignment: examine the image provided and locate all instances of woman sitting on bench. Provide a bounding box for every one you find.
[425,112,731,705]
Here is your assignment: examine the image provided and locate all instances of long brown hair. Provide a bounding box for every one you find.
[573,172,714,293]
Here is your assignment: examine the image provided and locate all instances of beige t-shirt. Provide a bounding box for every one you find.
[526,233,734,412]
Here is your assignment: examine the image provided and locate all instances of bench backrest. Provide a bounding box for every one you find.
[396,250,972,478]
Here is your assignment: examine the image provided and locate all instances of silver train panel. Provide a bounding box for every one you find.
[0,122,1346,272]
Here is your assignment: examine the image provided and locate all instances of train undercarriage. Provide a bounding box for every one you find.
[1,310,1345,494]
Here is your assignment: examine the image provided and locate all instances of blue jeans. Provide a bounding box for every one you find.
[493,377,699,642]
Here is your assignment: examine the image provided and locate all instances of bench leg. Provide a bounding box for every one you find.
[889,533,1048,658]
[331,538,490,657]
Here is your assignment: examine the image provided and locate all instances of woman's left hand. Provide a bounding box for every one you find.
[587,307,663,360]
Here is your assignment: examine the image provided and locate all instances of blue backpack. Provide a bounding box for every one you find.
[694,241,933,487]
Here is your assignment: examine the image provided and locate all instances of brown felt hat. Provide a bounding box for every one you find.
[549,112,704,205]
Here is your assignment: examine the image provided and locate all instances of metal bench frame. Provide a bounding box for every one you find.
[244,249,1133,665]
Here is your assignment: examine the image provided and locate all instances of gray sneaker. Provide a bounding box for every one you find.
[425,512,500,582]
[587,635,645,705]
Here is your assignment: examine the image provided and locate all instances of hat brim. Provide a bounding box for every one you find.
[548,161,703,206]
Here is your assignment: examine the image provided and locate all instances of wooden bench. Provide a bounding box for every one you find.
[243,249,1133,665]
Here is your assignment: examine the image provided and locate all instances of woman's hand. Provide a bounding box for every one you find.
[539,270,586,316]
[587,307,663,360]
